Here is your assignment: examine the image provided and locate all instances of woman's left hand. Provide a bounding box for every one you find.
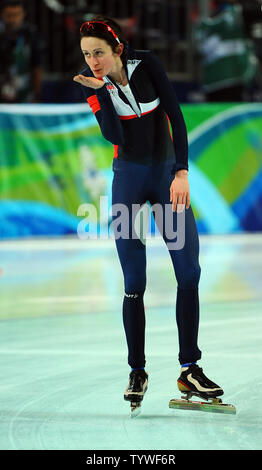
[170,170,190,212]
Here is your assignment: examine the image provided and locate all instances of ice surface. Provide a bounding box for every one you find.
[0,234,261,450]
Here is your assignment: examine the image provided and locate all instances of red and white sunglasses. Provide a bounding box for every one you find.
[80,21,121,44]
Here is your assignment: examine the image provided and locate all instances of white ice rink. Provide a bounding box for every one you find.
[0,233,261,450]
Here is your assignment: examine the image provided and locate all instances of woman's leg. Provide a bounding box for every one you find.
[112,160,150,369]
[151,163,202,365]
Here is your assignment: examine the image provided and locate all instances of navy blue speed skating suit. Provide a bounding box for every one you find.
[80,44,202,367]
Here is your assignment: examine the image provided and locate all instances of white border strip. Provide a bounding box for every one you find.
[0,233,261,251]
[0,103,92,115]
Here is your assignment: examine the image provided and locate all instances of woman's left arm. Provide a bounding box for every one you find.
[144,51,190,211]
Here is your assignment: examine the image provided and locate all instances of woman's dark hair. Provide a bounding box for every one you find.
[80,15,128,66]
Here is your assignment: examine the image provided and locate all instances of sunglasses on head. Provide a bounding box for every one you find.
[80,20,120,44]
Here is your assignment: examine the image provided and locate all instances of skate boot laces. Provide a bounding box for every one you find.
[128,370,148,392]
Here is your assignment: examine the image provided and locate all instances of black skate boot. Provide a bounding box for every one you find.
[169,364,236,414]
[177,364,224,400]
[124,369,148,417]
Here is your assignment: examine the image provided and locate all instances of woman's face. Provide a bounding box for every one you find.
[81,36,123,78]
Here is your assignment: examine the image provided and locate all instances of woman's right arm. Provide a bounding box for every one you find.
[74,73,124,145]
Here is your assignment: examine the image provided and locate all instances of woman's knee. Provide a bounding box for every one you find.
[124,273,146,294]
[177,264,201,289]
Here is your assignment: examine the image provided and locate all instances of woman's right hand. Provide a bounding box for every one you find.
[73,74,105,89]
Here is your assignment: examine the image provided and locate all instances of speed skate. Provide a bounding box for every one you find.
[169,363,236,415]
[169,392,236,414]
[124,369,148,417]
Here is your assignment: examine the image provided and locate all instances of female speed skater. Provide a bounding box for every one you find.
[73,15,224,415]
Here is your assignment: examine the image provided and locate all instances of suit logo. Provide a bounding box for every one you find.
[106,84,116,91]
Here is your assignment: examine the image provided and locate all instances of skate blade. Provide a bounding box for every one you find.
[130,402,141,418]
[169,397,236,414]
